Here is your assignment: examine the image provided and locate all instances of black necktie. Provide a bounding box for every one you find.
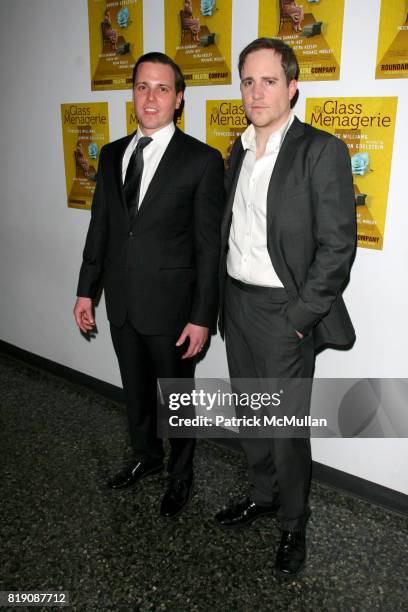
[124,136,152,216]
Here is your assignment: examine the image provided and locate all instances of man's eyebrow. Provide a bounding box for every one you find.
[135,80,172,87]
[241,75,279,81]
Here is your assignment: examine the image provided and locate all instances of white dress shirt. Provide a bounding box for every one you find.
[227,113,294,287]
[122,122,175,207]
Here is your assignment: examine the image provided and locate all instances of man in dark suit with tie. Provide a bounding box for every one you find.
[74,52,224,518]
[214,38,356,575]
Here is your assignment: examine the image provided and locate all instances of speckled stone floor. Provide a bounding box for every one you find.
[0,352,407,612]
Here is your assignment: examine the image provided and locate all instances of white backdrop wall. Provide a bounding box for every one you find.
[1,0,407,494]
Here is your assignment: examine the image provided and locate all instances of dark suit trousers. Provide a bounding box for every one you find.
[110,319,195,480]
[224,277,315,531]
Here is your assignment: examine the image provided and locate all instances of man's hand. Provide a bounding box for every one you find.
[176,323,209,359]
[74,297,95,333]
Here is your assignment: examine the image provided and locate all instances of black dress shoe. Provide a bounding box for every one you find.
[275,529,306,577]
[214,496,279,528]
[160,477,193,518]
[108,460,163,490]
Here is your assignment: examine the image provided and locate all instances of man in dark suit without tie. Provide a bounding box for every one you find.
[74,52,224,518]
[215,38,356,575]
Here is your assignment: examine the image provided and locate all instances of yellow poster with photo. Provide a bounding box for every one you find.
[305,97,398,250]
[376,0,408,79]
[259,0,345,81]
[165,0,232,86]
[206,100,248,167]
[60,102,110,210]
[125,101,185,135]
[88,0,143,91]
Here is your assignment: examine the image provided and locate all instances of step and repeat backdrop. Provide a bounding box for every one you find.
[60,0,407,251]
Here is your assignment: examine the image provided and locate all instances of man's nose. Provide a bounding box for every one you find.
[252,82,264,99]
[146,87,156,101]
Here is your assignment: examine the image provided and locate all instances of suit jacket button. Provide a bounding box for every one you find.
[129,231,133,237]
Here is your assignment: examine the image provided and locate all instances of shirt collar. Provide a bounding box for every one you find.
[134,121,175,150]
[241,112,294,155]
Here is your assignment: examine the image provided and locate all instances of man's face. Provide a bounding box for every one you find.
[240,49,297,134]
[133,61,183,135]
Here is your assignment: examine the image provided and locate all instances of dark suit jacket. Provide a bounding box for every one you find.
[77,127,224,334]
[219,117,356,351]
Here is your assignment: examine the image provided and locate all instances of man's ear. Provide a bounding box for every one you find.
[176,92,184,110]
[288,79,298,102]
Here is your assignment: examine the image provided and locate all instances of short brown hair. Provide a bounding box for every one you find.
[238,37,299,84]
[132,52,186,94]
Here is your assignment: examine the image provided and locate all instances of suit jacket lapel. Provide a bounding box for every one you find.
[221,141,246,243]
[134,128,182,221]
[115,133,134,217]
[266,117,305,231]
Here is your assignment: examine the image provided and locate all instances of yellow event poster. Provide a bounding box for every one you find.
[305,97,398,250]
[60,103,109,210]
[376,0,408,79]
[259,0,345,81]
[125,101,185,134]
[206,100,248,167]
[165,0,232,86]
[88,0,143,91]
